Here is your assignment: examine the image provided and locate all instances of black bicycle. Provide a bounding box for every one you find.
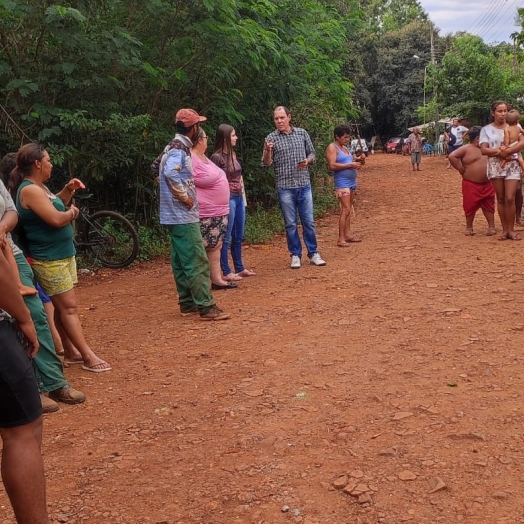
[73,194,139,268]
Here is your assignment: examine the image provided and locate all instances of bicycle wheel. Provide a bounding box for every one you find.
[83,211,139,268]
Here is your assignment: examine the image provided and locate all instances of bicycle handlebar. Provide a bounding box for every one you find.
[72,193,94,201]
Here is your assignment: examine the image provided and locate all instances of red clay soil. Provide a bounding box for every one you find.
[2,153,524,524]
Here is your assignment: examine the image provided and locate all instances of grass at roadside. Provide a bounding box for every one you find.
[101,185,338,262]
[244,186,337,244]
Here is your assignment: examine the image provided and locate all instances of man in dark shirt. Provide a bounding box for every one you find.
[262,106,326,269]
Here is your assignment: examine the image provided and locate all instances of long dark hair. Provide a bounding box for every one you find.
[8,143,46,197]
[1,152,16,187]
[212,124,236,174]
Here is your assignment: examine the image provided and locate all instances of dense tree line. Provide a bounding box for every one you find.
[1,0,524,223]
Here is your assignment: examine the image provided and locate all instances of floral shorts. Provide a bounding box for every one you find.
[31,256,78,296]
[488,158,521,181]
[335,187,356,198]
[199,215,228,249]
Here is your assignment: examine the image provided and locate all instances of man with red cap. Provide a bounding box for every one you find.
[151,109,230,321]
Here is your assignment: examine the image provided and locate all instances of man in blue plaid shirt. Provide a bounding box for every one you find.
[262,106,326,269]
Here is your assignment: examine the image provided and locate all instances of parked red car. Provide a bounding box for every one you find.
[385,137,403,154]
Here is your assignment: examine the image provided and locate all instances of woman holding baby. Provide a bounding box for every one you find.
[480,101,524,240]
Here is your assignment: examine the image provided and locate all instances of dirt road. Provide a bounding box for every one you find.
[3,153,524,524]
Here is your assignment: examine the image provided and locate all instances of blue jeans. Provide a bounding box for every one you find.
[277,184,318,258]
[220,194,246,275]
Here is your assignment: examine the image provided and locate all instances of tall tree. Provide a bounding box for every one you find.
[0,0,356,213]
[436,35,514,123]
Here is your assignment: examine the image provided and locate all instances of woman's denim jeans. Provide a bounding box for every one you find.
[220,194,246,275]
[277,184,318,258]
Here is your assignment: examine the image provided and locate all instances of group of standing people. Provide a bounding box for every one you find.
[0,143,111,405]
[0,106,358,522]
[2,100,523,524]
[151,109,258,320]
[404,118,470,172]
[0,143,118,523]
[445,101,524,240]
[155,106,368,307]
[403,104,524,241]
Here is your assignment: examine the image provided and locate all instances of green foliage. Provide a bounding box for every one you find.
[436,36,512,123]
[0,0,355,220]
[313,184,338,218]
[379,0,428,32]
[136,224,170,260]
[244,206,284,244]
[358,0,428,33]
[361,20,440,138]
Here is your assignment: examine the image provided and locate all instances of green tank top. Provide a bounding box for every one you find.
[16,180,76,261]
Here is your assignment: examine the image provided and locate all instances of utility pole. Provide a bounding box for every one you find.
[431,27,439,145]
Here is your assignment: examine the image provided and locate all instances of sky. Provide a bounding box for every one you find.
[418,0,523,44]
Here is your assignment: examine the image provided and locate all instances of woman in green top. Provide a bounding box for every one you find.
[14,144,111,373]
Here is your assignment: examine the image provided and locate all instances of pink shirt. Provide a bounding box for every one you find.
[191,153,230,218]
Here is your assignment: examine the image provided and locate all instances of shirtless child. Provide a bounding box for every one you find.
[448,126,496,236]
[500,109,524,171]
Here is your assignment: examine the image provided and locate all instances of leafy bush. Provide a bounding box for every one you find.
[244,206,284,244]
[136,224,170,260]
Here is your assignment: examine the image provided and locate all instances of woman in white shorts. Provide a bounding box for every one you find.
[480,100,524,241]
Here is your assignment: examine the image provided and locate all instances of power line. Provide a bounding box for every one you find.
[481,0,521,43]
[478,0,520,41]
[466,0,505,33]
[476,6,510,39]
[476,0,521,40]
[468,0,508,35]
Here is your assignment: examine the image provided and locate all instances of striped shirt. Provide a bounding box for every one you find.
[262,127,316,189]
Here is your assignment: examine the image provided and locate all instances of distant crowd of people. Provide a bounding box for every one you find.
[404,101,524,240]
[448,101,524,240]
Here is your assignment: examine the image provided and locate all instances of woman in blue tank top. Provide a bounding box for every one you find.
[325,124,363,246]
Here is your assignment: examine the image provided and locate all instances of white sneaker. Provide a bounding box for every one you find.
[290,255,301,269]
[309,253,326,266]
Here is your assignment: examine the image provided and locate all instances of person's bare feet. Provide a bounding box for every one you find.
[223,273,242,281]
[486,228,496,236]
[82,356,111,371]
[82,361,111,373]
[64,349,83,362]
[237,269,256,277]
[464,229,475,236]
